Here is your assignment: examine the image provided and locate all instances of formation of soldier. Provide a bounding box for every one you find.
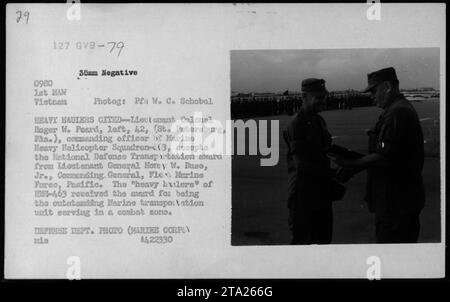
[231,92,373,118]
[230,95,300,118]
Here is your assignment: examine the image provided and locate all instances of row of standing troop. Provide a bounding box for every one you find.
[231,92,373,118]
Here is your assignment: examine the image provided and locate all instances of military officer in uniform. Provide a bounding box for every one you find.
[333,67,425,243]
[283,78,335,244]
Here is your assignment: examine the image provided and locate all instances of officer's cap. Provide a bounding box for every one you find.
[362,67,399,93]
[301,78,327,93]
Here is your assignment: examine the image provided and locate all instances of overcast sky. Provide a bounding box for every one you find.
[231,48,440,93]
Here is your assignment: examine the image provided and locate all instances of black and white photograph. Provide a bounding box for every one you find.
[231,48,441,245]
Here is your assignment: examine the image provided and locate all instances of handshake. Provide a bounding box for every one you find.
[327,144,365,184]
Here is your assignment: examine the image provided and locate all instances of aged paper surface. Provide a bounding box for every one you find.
[5,3,445,279]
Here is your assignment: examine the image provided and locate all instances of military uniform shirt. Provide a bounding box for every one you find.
[283,110,333,210]
[366,95,425,215]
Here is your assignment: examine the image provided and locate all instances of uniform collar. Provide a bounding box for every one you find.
[382,92,405,110]
[299,107,318,121]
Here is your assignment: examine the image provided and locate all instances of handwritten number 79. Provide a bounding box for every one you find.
[107,41,125,57]
[16,10,30,24]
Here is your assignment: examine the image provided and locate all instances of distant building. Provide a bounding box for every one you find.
[401,88,440,101]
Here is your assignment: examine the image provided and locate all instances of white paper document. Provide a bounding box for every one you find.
[5,3,446,279]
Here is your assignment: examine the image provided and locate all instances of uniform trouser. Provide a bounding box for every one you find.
[375,211,421,243]
[289,204,333,245]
